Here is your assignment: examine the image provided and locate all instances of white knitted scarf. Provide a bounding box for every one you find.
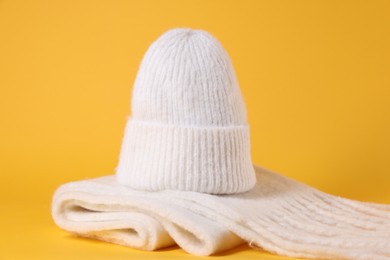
[52,28,390,259]
[52,165,390,259]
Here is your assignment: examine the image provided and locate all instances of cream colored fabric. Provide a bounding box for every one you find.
[52,28,390,259]
[53,165,390,259]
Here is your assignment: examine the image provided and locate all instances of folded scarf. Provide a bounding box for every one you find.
[52,165,390,259]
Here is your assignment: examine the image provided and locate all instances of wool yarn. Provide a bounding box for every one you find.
[52,28,390,259]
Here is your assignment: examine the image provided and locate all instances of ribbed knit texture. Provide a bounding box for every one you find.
[116,28,256,194]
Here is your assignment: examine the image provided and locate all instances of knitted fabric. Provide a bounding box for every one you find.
[116,28,255,194]
[52,28,390,259]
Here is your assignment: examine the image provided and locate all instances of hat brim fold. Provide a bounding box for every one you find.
[52,165,390,259]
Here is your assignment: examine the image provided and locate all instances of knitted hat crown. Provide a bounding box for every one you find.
[116,28,256,194]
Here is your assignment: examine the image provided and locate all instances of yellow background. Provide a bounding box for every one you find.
[1,0,389,259]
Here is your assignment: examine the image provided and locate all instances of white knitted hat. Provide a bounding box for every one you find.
[52,28,390,259]
[116,28,255,194]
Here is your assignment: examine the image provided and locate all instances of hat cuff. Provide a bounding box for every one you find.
[115,119,256,194]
